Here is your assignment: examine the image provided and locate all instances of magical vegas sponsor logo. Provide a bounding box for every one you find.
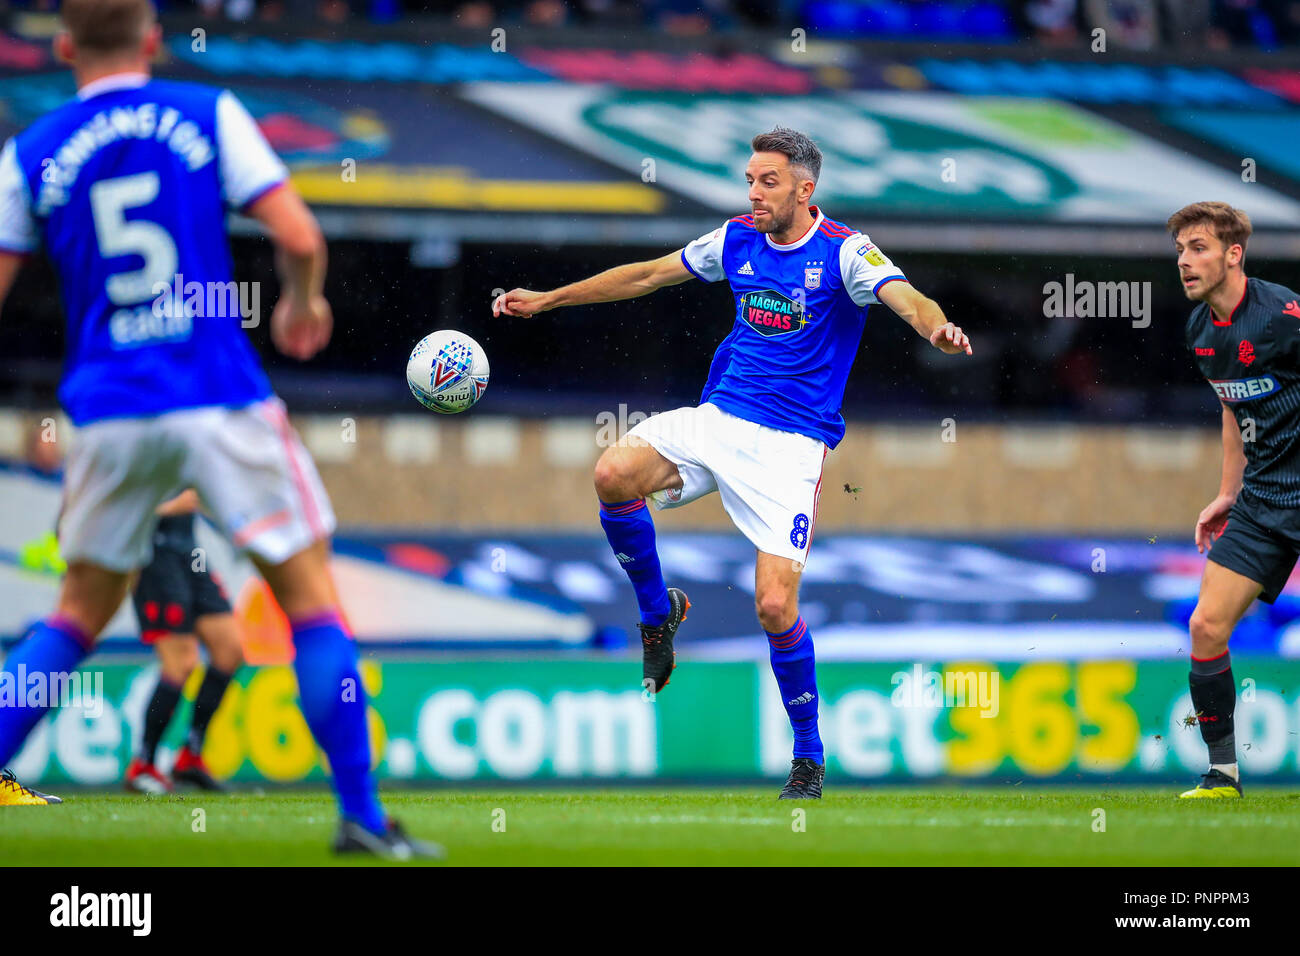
[741,289,805,337]
[1211,376,1279,402]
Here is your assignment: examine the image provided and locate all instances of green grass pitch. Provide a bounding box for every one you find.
[5,786,1299,866]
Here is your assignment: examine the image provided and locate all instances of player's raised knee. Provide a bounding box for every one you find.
[593,449,640,502]
[1188,607,1231,656]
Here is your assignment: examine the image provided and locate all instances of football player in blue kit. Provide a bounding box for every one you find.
[1173,201,1300,799]
[0,0,438,856]
[495,128,971,798]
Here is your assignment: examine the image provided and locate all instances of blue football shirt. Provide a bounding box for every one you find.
[0,73,288,425]
[681,206,907,448]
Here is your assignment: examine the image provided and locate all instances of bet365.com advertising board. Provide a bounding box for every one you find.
[9,658,1300,786]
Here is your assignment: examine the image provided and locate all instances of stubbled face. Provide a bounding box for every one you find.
[745,152,809,235]
[1174,224,1239,302]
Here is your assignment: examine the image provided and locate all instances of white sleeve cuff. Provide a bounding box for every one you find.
[840,232,905,307]
[681,222,729,283]
[0,139,37,253]
[216,90,289,210]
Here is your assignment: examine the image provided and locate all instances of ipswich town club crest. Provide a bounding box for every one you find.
[804,267,822,290]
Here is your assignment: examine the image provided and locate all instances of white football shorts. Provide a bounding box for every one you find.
[58,396,337,572]
[628,402,828,565]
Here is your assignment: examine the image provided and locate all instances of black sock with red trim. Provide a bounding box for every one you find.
[187,666,234,752]
[1189,651,1236,765]
[141,677,183,765]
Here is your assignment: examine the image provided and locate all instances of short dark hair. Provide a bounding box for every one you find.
[751,127,822,184]
[1167,201,1252,252]
[61,0,155,55]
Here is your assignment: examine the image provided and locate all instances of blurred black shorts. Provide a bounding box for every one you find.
[1206,492,1300,604]
[131,547,233,643]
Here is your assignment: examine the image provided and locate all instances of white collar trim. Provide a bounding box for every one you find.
[765,207,824,252]
[78,72,150,101]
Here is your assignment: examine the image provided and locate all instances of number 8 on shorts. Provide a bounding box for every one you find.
[790,513,810,550]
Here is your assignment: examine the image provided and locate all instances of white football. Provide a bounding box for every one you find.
[406,330,489,414]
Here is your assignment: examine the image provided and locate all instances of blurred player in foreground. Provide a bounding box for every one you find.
[495,127,970,799]
[1175,201,1300,799]
[0,0,439,857]
[124,490,241,794]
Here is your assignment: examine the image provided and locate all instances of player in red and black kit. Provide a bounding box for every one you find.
[124,490,244,793]
[1173,201,1300,798]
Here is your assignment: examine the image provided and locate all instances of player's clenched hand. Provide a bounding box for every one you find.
[929,322,973,355]
[271,293,333,361]
[1195,494,1236,554]
[493,289,552,318]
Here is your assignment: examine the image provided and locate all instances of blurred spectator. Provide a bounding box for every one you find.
[1210,0,1300,46]
[1083,0,1159,49]
[1159,0,1212,47]
[804,0,1017,39]
[648,0,736,34]
[198,0,254,20]
[1260,0,1298,43]
[526,0,569,24]
[570,0,645,25]
[1213,0,1269,46]
[1022,0,1081,43]
[451,0,495,26]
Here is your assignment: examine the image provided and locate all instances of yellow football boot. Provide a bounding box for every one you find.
[1179,768,1242,799]
[0,768,63,805]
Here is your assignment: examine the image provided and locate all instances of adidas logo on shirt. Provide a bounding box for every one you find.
[738,260,755,275]
[787,692,816,706]
[615,552,635,564]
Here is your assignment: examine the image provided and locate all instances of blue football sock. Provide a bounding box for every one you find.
[290,611,386,834]
[599,498,671,626]
[767,617,823,763]
[0,616,92,766]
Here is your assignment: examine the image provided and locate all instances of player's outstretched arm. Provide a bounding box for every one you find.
[877,281,972,355]
[1196,404,1246,553]
[247,185,332,361]
[494,250,692,318]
